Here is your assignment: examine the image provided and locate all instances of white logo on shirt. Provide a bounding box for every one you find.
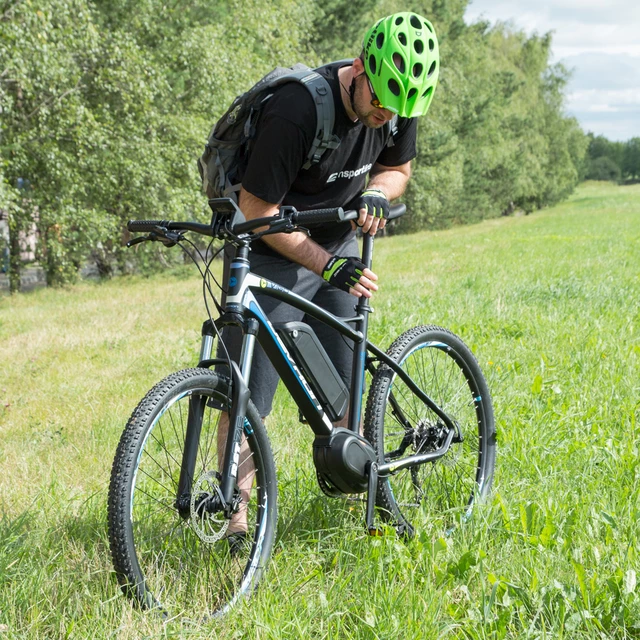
[326,163,373,183]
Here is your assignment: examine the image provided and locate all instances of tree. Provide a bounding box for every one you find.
[588,156,621,182]
[388,8,586,231]
[0,0,590,285]
[622,138,640,181]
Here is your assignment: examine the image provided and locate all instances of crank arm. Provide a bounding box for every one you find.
[365,462,380,535]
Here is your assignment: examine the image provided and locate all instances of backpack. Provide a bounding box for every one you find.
[198,61,398,202]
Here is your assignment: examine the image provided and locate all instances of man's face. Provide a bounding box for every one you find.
[353,73,396,129]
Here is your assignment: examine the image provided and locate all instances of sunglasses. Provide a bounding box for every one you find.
[364,73,385,110]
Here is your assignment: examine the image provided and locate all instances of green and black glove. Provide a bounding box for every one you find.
[355,188,390,221]
[322,256,366,293]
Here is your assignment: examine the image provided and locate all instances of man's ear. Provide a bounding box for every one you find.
[352,56,364,76]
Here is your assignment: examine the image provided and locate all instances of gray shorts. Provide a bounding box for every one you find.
[218,234,359,417]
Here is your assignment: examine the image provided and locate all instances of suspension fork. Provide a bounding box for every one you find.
[176,393,207,516]
[175,323,219,515]
[175,315,259,515]
[219,317,258,510]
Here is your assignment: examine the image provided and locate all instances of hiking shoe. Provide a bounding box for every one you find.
[226,531,248,557]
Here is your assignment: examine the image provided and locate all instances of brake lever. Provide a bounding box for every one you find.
[158,230,183,247]
[127,235,149,248]
[126,229,184,248]
[251,217,307,241]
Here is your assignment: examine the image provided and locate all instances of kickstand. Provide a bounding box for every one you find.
[365,462,382,535]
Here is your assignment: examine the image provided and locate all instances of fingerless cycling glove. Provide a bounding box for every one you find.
[355,188,390,219]
[322,256,366,293]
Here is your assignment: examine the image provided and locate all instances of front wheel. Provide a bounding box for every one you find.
[364,326,496,534]
[107,368,278,618]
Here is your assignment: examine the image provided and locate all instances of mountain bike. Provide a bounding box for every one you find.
[107,198,496,618]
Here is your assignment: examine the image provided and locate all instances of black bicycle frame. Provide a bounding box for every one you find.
[177,235,458,508]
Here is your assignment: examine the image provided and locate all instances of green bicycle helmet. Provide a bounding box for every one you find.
[362,12,439,118]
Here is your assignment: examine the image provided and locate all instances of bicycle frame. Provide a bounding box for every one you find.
[173,233,461,512]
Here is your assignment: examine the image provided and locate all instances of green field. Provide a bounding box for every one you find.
[1,181,639,638]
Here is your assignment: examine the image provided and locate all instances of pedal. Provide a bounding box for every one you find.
[367,527,384,537]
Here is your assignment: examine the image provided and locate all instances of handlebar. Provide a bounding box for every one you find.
[127,219,214,235]
[126,203,406,243]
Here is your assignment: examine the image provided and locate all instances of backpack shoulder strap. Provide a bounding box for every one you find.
[300,71,341,169]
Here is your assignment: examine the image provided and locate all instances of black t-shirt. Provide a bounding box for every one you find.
[239,61,418,254]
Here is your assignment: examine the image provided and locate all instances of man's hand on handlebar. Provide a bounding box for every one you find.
[322,256,379,299]
[353,188,390,236]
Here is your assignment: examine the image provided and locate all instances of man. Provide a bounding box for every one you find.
[220,11,440,540]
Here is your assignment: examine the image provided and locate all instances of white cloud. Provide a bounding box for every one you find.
[464,0,640,139]
[465,0,639,57]
[567,89,640,113]
[563,53,640,91]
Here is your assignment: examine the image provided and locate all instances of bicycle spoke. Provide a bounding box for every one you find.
[366,327,495,532]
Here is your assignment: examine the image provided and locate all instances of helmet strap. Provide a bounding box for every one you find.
[348,76,357,114]
[339,68,359,122]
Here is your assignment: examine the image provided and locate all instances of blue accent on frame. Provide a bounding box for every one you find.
[248,301,316,405]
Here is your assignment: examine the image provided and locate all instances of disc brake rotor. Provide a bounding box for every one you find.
[190,470,229,543]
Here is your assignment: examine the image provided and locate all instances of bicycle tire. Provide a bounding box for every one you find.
[108,368,277,618]
[364,325,496,535]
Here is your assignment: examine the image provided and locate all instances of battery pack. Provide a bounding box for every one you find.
[275,321,349,422]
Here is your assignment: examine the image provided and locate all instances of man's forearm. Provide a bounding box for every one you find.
[368,161,412,200]
[239,187,331,275]
[263,231,332,275]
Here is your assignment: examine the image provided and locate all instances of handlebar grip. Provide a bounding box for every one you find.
[127,220,170,232]
[293,207,357,225]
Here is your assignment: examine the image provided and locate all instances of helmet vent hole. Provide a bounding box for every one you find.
[393,53,406,74]
[414,40,424,54]
[410,15,422,29]
[428,60,437,77]
[376,32,385,49]
[408,88,417,100]
[412,63,423,78]
[388,78,401,97]
[429,39,435,51]
[422,86,433,99]
[424,21,433,33]
[398,32,407,46]
[369,55,377,75]
[395,16,404,25]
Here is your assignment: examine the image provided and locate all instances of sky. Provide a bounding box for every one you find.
[464,0,640,141]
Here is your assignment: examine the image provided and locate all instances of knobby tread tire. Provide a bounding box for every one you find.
[364,325,496,535]
[107,367,277,617]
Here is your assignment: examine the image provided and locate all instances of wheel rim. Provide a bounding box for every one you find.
[128,386,269,617]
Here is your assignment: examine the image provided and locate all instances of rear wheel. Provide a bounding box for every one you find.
[364,326,495,534]
[108,368,277,618]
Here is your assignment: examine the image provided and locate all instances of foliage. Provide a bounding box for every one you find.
[1,0,589,287]
[622,138,640,181]
[395,13,587,232]
[583,134,640,183]
[0,173,20,292]
[588,155,622,182]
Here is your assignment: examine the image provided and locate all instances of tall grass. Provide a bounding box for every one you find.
[1,181,638,638]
